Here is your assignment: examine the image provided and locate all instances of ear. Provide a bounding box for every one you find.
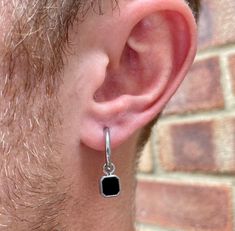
[80,0,197,151]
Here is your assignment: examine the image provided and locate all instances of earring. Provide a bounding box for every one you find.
[100,127,121,198]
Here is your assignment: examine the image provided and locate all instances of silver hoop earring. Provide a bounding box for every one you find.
[100,127,121,198]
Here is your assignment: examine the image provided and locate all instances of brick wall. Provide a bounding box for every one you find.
[136,1,235,231]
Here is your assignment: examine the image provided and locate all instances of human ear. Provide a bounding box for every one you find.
[80,0,197,151]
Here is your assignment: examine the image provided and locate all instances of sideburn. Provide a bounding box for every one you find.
[0,0,79,229]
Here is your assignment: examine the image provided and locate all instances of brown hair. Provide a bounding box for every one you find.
[186,0,201,21]
[1,0,201,147]
[0,2,201,228]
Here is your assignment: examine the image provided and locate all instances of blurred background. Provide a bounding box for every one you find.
[136,0,235,231]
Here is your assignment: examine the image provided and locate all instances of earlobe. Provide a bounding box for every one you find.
[80,0,197,151]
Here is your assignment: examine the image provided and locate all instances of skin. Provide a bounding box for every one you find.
[0,0,197,230]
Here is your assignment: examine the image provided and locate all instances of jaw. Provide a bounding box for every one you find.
[56,120,140,231]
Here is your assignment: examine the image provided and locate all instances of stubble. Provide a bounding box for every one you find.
[0,0,95,230]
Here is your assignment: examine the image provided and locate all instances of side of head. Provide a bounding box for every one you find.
[0,0,200,151]
[0,0,200,230]
[72,0,199,151]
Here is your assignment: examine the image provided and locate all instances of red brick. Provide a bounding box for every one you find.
[198,0,235,50]
[158,117,235,173]
[136,181,232,231]
[232,118,235,165]
[163,57,224,115]
[159,120,216,172]
[229,54,235,95]
[215,118,235,173]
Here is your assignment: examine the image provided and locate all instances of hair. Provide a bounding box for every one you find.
[0,0,201,229]
[0,0,201,148]
[186,0,201,21]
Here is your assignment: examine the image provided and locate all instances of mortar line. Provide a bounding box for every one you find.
[158,109,235,124]
[137,172,235,185]
[136,222,180,231]
[151,124,165,175]
[196,44,235,60]
[220,54,235,109]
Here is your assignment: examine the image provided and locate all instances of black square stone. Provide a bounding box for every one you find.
[100,175,120,198]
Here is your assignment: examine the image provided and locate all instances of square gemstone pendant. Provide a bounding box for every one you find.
[100,175,121,198]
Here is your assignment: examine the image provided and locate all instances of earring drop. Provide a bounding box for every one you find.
[100,127,121,198]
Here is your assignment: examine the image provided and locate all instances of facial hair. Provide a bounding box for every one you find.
[0,0,101,230]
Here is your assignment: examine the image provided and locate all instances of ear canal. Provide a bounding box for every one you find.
[94,12,187,108]
[80,4,197,151]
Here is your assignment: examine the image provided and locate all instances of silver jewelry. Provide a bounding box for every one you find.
[100,127,121,198]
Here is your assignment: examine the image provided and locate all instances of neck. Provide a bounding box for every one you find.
[60,134,139,231]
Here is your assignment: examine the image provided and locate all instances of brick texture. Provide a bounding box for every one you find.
[229,54,235,95]
[158,120,216,172]
[158,117,235,173]
[215,118,235,172]
[136,181,233,231]
[198,0,235,50]
[137,0,235,231]
[163,57,224,115]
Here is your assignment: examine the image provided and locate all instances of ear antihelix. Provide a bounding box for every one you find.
[80,0,197,152]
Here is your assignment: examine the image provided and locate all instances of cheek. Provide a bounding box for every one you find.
[57,66,84,154]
